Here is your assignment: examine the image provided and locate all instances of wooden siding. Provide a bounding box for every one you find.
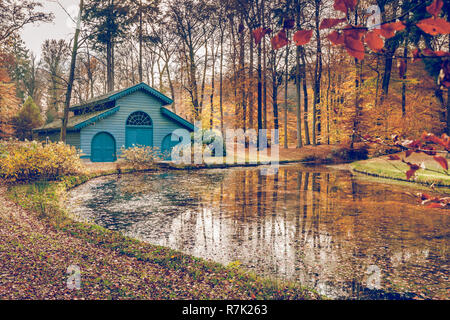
[67,132,81,150]
[36,132,81,149]
[79,90,188,159]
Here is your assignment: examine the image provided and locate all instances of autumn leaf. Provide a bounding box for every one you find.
[271,30,290,50]
[426,0,444,18]
[412,48,421,62]
[333,0,357,14]
[365,29,384,52]
[427,202,444,209]
[405,163,420,180]
[433,156,448,171]
[319,18,347,30]
[293,29,313,46]
[416,18,450,35]
[343,27,366,60]
[422,132,450,150]
[438,60,450,88]
[388,154,401,161]
[252,27,272,45]
[327,30,345,45]
[380,21,406,39]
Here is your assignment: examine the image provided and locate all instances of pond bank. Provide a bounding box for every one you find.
[0,171,322,300]
[350,152,450,188]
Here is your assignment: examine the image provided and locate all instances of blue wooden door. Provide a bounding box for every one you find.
[161,134,181,160]
[91,132,116,162]
[126,127,153,148]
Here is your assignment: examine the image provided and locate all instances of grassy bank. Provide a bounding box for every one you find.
[351,152,450,188]
[1,172,322,300]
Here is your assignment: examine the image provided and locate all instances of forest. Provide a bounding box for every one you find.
[0,0,450,302]
[0,0,449,148]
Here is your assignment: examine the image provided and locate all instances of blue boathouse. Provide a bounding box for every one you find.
[33,82,194,162]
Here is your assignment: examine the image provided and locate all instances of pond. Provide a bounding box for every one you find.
[67,164,449,300]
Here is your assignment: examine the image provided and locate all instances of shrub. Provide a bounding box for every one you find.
[120,145,163,169]
[0,139,83,182]
[331,144,369,162]
[191,129,227,157]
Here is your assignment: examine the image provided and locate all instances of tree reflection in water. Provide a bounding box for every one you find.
[68,165,449,299]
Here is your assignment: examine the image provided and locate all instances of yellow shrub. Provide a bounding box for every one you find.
[120,145,163,169]
[0,140,83,182]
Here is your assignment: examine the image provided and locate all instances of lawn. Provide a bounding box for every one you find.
[351,152,450,187]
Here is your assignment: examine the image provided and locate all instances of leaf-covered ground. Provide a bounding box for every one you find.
[0,185,320,300]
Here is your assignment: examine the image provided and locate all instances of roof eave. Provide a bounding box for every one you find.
[160,107,195,131]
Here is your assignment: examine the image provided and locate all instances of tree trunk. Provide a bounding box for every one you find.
[239,18,247,131]
[301,47,310,145]
[249,28,254,130]
[219,29,224,137]
[284,40,290,149]
[61,0,83,142]
[401,41,408,117]
[138,0,143,83]
[312,0,322,145]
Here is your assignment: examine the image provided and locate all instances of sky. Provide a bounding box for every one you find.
[20,0,80,59]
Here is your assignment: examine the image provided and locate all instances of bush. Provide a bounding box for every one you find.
[331,144,369,162]
[0,140,83,182]
[120,145,163,169]
[191,129,227,157]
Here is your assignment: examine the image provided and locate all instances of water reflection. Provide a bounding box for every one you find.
[67,165,449,299]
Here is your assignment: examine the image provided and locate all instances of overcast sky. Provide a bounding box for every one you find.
[20,0,80,59]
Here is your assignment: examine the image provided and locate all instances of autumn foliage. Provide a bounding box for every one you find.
[0,140,83,182]
[0,52,19,138]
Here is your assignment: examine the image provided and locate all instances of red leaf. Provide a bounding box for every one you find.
[327,31,345,45]
[422,48,436,56]
[420,193,433,201]
[434,51,450,57]
[253,27,272,45]
[433,156,449,171]
[320,18,347,30]
[439,60,450,89]
[423,132,450,150]
[427,0,444,18]
[412,48,421,63]
[365,29,384,52]
[417,18,450,35]
[293,29,313,46]
[343,27,366,60]
[380,21,406,39]
[427,202,444,209]
[334,0,357,14]
[271,30,290,50]
[388,155,401,161]
[405,150,414,158]
[406,163,420,180]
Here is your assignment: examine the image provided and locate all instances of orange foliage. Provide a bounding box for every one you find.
[0,52,19,138]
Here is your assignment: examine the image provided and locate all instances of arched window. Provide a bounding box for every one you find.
[126,111,153,148]
[126,111,152,126]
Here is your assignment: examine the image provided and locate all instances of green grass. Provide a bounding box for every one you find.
[351,157,450,187]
